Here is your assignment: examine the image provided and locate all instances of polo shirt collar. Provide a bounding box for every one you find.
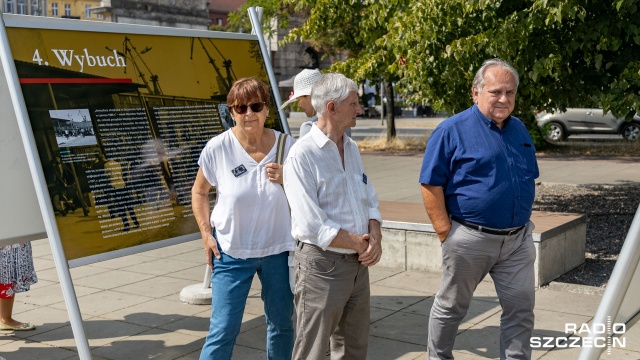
[472,104,512,129]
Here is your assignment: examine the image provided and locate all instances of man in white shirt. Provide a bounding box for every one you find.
[283,73,383,360]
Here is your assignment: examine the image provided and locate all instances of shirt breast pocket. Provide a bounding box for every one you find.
[514,146,537,181]
[351,173,369,205]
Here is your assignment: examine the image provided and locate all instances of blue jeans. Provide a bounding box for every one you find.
[199,247,294,360]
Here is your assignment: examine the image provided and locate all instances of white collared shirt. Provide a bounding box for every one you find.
[283,124,382,254]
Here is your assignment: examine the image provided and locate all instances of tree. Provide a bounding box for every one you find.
[381,0,640,145]
[282,0,410,141]
[222,0,291,42]
[282,0,640,146]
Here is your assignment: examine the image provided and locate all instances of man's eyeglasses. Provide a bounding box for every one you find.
[233,102,266,114]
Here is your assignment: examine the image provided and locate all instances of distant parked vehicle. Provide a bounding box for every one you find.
[535,108,640,142]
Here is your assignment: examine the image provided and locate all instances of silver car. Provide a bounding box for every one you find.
[536,108,640,142]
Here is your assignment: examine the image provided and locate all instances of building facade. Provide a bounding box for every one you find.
[92,0,209,29]
[2,0,45,16]
[47,0,103,20]
[2,0,104,20]
[207,0,244,28]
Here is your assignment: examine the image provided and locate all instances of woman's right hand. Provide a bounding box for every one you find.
[204,232,221,268]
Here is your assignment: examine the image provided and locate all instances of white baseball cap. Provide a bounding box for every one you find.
[279,69,322,110]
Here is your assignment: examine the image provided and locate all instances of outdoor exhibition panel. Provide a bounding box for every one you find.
[0,12,283,358]
[1,14,285,266]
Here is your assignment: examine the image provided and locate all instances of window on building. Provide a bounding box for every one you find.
[64,3,70,17]
[96,13,103,20]
[85,4,91,18]
[217,18,223,25]
[17,0,26,14]
[5,0,14,13]
[31,0,38,15]
[52,3,58,16]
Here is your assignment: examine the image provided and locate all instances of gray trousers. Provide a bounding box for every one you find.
[292,242,370,360]
[428,220,536,360]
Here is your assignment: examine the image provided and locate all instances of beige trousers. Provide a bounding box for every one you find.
[292,242,370,360]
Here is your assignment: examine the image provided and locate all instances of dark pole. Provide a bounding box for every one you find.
[386,81,396,141]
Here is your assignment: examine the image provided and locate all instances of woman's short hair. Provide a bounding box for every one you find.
[472,58,519,93]
[311,73,358,116]
[227,77,271,112]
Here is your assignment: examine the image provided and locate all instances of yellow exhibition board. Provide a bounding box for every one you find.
[2,15,284,263]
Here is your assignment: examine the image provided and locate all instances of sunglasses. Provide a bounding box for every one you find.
[233,102,266,114]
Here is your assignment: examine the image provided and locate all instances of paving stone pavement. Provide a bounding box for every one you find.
[3,237,639,359]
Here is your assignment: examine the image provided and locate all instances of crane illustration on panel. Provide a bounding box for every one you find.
[190,37,236,99]
[106,37,163,95]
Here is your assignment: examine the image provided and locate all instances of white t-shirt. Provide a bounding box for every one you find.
[198,129,295,259]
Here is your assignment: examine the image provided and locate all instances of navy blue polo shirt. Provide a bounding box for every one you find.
[419,105,539,229]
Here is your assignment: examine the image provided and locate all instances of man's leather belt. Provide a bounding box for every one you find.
[451,216,525,236]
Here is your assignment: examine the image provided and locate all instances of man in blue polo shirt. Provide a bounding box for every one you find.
[420,58,539,360]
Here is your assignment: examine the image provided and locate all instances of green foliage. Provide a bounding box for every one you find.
[218,0,291,38]
[385,0,640,122]
[528,115,550,150]
[282,0,409,84]
[282,0,640,142]
[208,24,226,32]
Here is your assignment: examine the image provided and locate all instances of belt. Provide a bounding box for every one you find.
[451,216,525,236]
[297,241,358,257]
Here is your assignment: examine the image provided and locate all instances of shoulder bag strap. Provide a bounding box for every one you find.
[275,132,288,165]
[274,133,290,211]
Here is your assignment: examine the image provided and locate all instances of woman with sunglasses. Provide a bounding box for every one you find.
[192,77,295,359]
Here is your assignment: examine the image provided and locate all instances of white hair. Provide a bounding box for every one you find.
[311,73,358,116]
[472,58,519,92]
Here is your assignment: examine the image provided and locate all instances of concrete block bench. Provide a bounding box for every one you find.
[378,201,586,288]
